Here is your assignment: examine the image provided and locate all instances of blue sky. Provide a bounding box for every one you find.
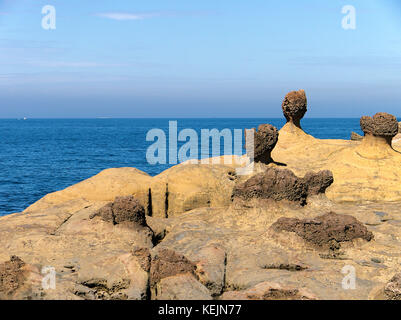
[0,0,400,118]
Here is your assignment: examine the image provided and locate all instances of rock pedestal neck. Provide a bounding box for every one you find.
[282,89,307,129]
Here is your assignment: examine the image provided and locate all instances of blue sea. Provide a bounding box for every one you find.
[0,118,364,216]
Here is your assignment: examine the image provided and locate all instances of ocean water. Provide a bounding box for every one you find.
[0,118,363,216]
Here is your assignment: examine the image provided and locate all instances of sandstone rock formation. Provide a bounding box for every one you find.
[194,245,226,296]
[282,89,307,128]
[351,132,363,141]
[153,274,212,300]
[245,124,279,164]
[233,167,333,206]
[360,112,399,142]
[1,89,401,301]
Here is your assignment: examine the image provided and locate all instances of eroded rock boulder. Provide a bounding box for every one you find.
[360,112,399,139]
[150,248,197,288]
[232,167,333,206]
[92,196,148,227]
[0,256,26,298]
[303,170,334,195]
[245,124,279,164]
[271,212,374,250]
[384,273,401,300]
[220,281,317,300]
[132,247,151,272]
[194,245,226,296]
[351,132,363,141]
[282,89,307,127]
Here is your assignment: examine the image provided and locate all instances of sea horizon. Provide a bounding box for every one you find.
[0,117,369,216]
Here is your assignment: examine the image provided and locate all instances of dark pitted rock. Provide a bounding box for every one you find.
[351,132,363,141]
[303,170,334,195]
[271,212,374,250]
[245,124,279,163]
[220,281,317,300]
[91,195,147,226]
[132,247,151,272]
[360,112,398,138]
[150,248,197,288]
[384,273,401,300]
[232,167,333,206]
[0,256,26,297]
[282,90,307,127]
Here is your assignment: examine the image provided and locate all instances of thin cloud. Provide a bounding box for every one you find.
[94,10,216,21]
[95,12,160,21]
[31,61,128,68]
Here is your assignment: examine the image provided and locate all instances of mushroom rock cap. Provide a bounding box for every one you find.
[360,112,398,138]
[245,124,279,164]
[282,90,307,126]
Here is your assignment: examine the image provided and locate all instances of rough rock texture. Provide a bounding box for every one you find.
[153,274,212,300]
[303,170,334,195]
[233,167,333,205]
[351,132,363,141]
[271,212,374,249]
[220,282,317,300]
[194,245,226,296]
[282,89,307,127]
[245,124,279,163]
[93,195,147,226]
[0,256,26,297]
[132,247,151,272]
[384,273,401,300]
[150,248,197,288]
[360,112,399,138]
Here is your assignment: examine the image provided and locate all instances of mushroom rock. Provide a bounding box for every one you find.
[356,112,399,157]
[319,112,401,202]
[245,124,279,164]
[282,89,307,129]
[360,112,398,142]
